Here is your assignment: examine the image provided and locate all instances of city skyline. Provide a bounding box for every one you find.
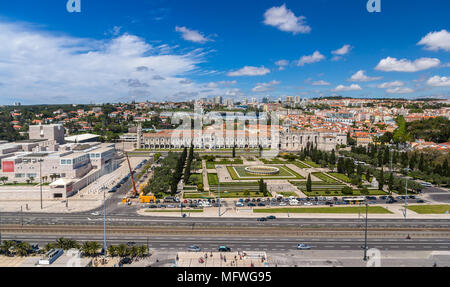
[0,0,449,105]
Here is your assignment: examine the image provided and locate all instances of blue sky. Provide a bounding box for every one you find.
[0,0,449,104]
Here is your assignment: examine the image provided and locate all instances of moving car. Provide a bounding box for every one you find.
[257,217,267,222]
[218,246,231,252]
[297,243,311,250]
[188,245,201,252]
[266,216,276,220]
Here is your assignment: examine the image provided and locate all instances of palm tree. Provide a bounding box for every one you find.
[0,241,15,256]
[43,243,54,253]
[81,241,101,257]
[0,176,8,184]
[117,244,129,258]
[129,246,139,258]
[15,242,31,257]
[107,245,118,257]
[54,238,79,250]
[137,245,148,258]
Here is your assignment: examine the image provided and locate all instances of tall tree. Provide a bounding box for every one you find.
[306,174,312,194]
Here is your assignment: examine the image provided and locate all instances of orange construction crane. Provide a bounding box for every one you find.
[125,152,138,197]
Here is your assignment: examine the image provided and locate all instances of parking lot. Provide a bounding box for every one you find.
[144,194,428,210]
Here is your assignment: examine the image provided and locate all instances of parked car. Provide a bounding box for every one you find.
[120,257,132,265]
[235,202,244,207]
[247,203,256,207]
[257,203,266,207]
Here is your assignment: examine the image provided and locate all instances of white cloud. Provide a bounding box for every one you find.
[175,26,211,44]
[311,80,331,86]
[263,4,311,34]
[375,57,441,72]
[349,70,382,82]
[227,66,270,77]
[418,29,450,52]
[275,59,289,70]
[332,44,352,56]
[297,51,325,66]
[377,81,404,89]
[217,80,237,85]
[205,82,219,88]
[427,75,450,87]
[386,87,415,94]
[0,21,224,104]
[252,80,280,92]
[332,84,362,92]
[225,88,244,97]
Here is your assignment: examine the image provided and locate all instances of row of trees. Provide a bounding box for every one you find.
[258,179,270,197]
[0,238,149,259]
[144,152,182,197]
[343,143,450,187]
[184,145,194,183]
[171,147,188,194]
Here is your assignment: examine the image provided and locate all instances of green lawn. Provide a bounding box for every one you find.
[260,158,289,164]
[293,161,310,169]
[187,174,203,185]
[227,165,304,180]
[254,206,392,214]
[407,205,450,214]
[206,161,215,169]
[303,160,320,168]
[300,189,387,197]
[145,209,204,213]
[312,172,339,184]
[212,191,271,198]
[183,192,214,199]
[329,173,351,183]
[207,173,219,185]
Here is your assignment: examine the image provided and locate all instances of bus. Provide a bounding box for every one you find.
[342,196,366,205]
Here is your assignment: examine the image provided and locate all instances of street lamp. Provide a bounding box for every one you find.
[38,159,44,210]
[403,167,411,220]
[363,200,369,261]
[102,187,107,255]
[218,166,221,217]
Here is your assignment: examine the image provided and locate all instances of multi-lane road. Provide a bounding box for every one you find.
[1,211,450,229]
[1,234,449,252]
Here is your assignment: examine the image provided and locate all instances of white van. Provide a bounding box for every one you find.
[289,200,299,206]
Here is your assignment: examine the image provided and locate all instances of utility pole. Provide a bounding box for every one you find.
[404,175,408,220]
[403,167,410,220]
[21,206,23,226]
[389,149,393,174]
[39,160,43,210]
[363,200,369,261]
[103,189,107,255]
[218,166,221,217]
